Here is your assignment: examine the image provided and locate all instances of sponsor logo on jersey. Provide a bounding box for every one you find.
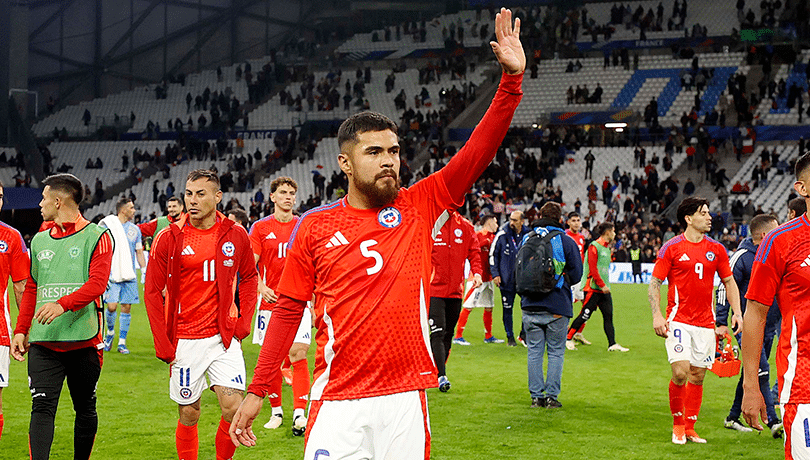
[223,259,234,267]
[266,232,277,240]
[674,344,684,353]
[68,246,81,258]
[454,238,463,243]
[325,231,350,248]
[181,245,195,256]
[0,240,7,253]
[678,253,690,262]
[705,251,715,262]
[378,207,402,228]
[222,241,236,257]
[37,249,55,262]
[801,253,810,267]
[179,388,193,399]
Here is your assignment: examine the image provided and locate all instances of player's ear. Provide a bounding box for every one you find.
[338,152,352,177]
[794,180,810,199]
[215,189,223,205]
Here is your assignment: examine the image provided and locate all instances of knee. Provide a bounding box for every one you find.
[32,394,59,417]
[289,345,308,363]
[671,369,688,385]
[178,404,201,426]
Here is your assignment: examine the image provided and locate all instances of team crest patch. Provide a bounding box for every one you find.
[37,249,55,262]
[674,344,684,353]
[378,207,402,228]
[68,246,81,258]
[222,242,235,257]
[454,229,463,237]
[0,241,7,253]
[705,251,715,262]
[179,388,193,399]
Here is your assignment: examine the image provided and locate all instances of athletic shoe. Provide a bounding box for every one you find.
[507,337,518,347]
[769,420,784,439]
[573,332,591,345]
[117,344,130,355]
[483,336,504,344]
[724,418,753,432]
[281,367,293,386]
[292,415,307,437]
[672,425,686,445]
[517,337,528,348]
[453,337,472,346]
[544,397,562,408]
[685,429,707,443]
[565,340,577,351]
[103,333,114,352]
[438,375,451,393]
[263,414,283,430]
[531,397,546,408]
[608,343,630,352]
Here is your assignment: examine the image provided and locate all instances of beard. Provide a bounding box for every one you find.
[354,170,401,207]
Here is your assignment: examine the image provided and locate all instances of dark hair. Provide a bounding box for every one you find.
[676,196,709,228]
[788,197,807,218]
[167,196,182,205]
[337,112,398,152]
[228,208,249,228]
[480,214,497,226]
[749,213,778,237]
[43,174,83,205]
[187,169,220,188]
[596,221,615,236]
[567,212,580,220]
[539,202,562,222]
[115,197,133,214]
[795,152,810,180]
[270,176,298,193]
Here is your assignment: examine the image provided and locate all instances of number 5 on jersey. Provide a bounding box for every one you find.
[360,240,383,275]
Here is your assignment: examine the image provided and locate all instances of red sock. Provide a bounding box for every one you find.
[669,381,686,426]
[577,323,586,334]
[215,417,237,460]
[456,309,470,339]
[566,328,577,340]
[282,356,292,369]
[292,358,311,411]
[0,413,4,439]
[269,374,283,407]
[684,382,704,431]
[482,309,493,338]
[176,421,198,460]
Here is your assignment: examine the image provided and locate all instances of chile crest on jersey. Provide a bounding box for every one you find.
[705,251,715,262]
[377,207,402,228]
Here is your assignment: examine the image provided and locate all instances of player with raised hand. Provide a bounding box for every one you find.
[249,177,312,435]
[648,197,742,445]
[145,170,257,460]
[742,152,810,459]
[230,8,524,458]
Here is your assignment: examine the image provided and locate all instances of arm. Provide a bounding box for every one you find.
[144,230,175,363]
[466,227,483,288]
[721,275,743,334]
[138,219,157,238]
[12,279,25,308]
[741,299,769,431]
[136,247,146,271]
[11,272,37,361]
[648,277,668,338]
[587,244,607,291]
[489,234,502,284]
[235,232,259,340]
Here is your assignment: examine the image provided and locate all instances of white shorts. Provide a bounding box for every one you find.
[785,403,810,460]
[169,334,246,404]
[571,282,585,302]
[305,390,430,460]
[0,345,9,388]
[665,321,715,368]
[252,306,312,346]
[462,280,495,309]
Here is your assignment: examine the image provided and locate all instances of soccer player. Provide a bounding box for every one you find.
[742,152,810,459]
[565,212,589,346]
[230,9,524,457]
[138,195,184,239]
[455,214,503,345]
[100,197,146,354]
[566,222,629,352]
[491,210,529,347]
[430,209,482,392]
[0,180,30,439]
[144,170,257,460]
[715,213,782,436]
[12,174,113,460]
[227,208,249,229]
[649,196,742,445]
[248,177,312,435]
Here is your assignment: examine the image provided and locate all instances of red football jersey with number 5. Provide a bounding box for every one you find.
[652,234,731,328]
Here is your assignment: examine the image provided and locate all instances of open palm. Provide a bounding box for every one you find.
[490,8,526,75]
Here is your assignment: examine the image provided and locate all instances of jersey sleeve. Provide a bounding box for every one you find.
[464,220,482,276]
[9,229,30,282]
[134,226,143,250]
[138,219,157,238]
[715,243,732,279]
[248,221,264,256]
[275,219,315,302]
[652,245,673,281]
[747,238,784,306]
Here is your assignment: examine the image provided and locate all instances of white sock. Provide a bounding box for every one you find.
[271,406,283,417]
[293,408,305,419]
[118,338,126,346]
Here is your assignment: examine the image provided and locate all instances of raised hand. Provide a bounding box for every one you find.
[490,8,526,75]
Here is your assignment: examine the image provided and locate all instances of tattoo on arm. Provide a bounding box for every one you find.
[648,277,662,315]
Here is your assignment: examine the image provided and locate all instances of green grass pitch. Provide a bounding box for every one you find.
[2,283,783,459]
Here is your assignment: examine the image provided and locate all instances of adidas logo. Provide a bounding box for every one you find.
[266,232,277,240]
[679,253,690,262]
[801,254,810,267]
[325,231,350,248]
[231,375,244,384]
[181,245,195,256]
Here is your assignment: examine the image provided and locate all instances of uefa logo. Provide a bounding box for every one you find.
[222,241,236,257]
[377,207,402,228]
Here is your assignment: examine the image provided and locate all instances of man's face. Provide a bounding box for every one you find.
[271,183,297,213]
[338,130,401,207]
[483,217,498,233]
[40,185,59,222]
[509,212,523,232]
[686,204,712,234]
[167,200,183,218]
[604,227,616,243]
[567,216,582,232]
[184,179,222,222]
[119,201,136,221]
[227,213,244,228]
[0,186,4,211]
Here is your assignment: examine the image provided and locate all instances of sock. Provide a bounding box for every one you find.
[684,382,704,431]
[577,323,586,334]
[269,375,283,407]
[292,358,311,411]
[0,413,3,439]
[482,309,493,338]
[293,408,305,419]
[455,309,470,339]
[567,328,577,340]
[271,406,283,417]
[669,380,686,426]
[105,310,117,335]
[176,421,198,460]
[215,417,237,460]
[119,313,131,342]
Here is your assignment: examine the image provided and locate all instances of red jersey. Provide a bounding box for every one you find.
[652,234,731,328]
[566,229,586,260]
[476,231,495,281]
[0,222,29,347]
[747,214,810,404]
[249,215,298,311]
[430,211,482,298]
[176,221,220,339]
